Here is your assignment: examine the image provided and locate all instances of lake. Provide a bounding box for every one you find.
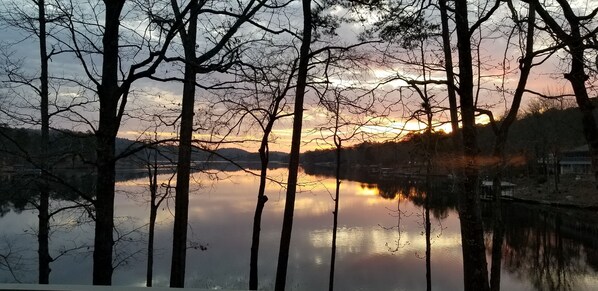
[0,168,597,290]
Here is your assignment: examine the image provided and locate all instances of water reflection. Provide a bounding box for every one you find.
[484,203,598,291]
[0,168,596,290]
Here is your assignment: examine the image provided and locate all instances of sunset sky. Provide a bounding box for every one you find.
[0,0,587,153]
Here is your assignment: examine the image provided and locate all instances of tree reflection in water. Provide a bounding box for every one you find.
[373,183,411,254]
[0,171,149,284]
[377,178,598,291]
[487,203,598,291]
[374,180,450,290]
[2,167,598,289]
[306,163,598,290]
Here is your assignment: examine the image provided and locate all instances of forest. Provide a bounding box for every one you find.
[0,0,597,290]
[303,104,594,172]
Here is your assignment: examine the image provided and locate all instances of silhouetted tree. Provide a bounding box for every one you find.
[135,129,176,287]
[164,0,271,286]
[529,0,598,187]
[49,0,193,284]
[315,86,377,291]
[274,0,312,289]
[438,0,459,145]
[488,3,537,290]
[215,47,298,290]
[454,0,501,289]
[0,0,53,282]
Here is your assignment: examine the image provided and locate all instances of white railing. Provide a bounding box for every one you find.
[0,284,221,291]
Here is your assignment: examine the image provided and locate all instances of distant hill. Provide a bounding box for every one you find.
[0,127,96,169]
[0,127,288,169]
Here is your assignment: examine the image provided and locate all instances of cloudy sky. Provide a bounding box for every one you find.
[0,0,591,152]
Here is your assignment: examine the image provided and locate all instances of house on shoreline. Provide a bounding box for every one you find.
[560,145,592,175]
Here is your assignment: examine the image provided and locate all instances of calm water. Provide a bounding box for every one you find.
[1,168,597,290]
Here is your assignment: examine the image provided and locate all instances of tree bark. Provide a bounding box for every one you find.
[146,150,158,287]
[93,132,116,285]
[169,65,195,288]
[439,0,459,145]
[454,0,489,290]
[425,189,431,291]
[274,0,312,289]
[92,1,125,285]
[425,106,432,291]
[147,204,156,287]
[489,173,504,291]
[249,122,275,290]
[249,173,267,290]
[564,28,598,187]
[329,137,341,291]
[37,0,51,284]
[170,3,198,284]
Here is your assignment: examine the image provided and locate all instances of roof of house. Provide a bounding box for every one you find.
[563,144,589,153]
[561,145,591,164]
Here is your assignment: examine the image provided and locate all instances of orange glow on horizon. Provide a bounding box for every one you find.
[117,114,493,153]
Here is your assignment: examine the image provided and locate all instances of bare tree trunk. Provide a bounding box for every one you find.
[274,0,312,288]
[454,1,489,290]
[37,0,51,284]
[439,0,459,144]
[425,190,431,291]
[566,29,598,186]
[169,65,195,288]
[424,106,432,291]
[249,160,268,290]
[249,127,274,289]
[567,44,598,185]
[170,2,198,285]
[93,134,116,285]
[489,174,503,291]
[490,6,535,290]
[146,149,158,287]
[147,204,157,287]
[248,56,295,290]
[329,138,341,291]
[38,180,50,285]
[92,1,125,285]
